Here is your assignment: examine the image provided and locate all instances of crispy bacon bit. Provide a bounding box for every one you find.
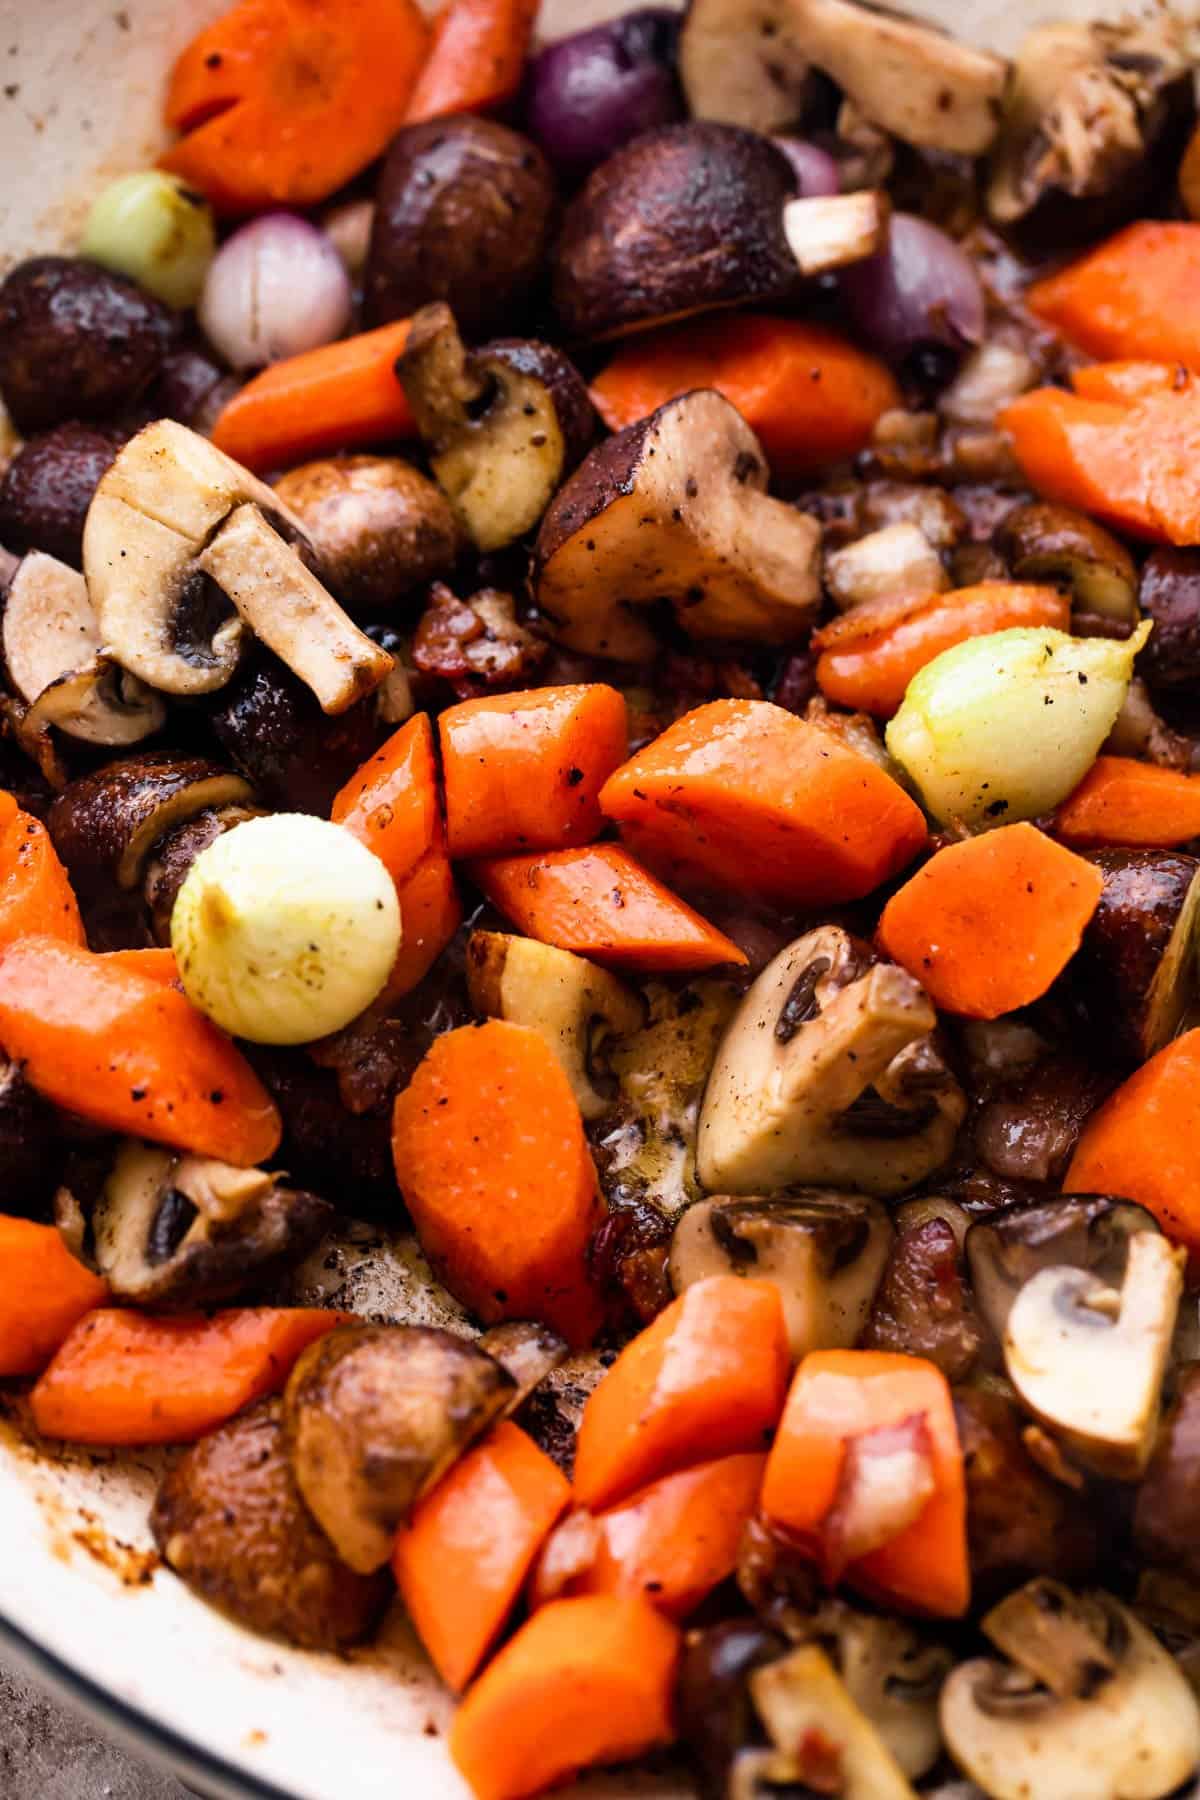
[412,583,547,699]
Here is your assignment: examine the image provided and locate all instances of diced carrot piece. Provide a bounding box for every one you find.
[599,699,927,906]
[103,947,181,986]
[381,847,462,999]
[1071,361,1194,405]
[441,685,628,859]
[573,1276,789,1512]
[31,1308,345,1444]
[470,844,746,974]
[161,0,431,213]
[761,1349,968,1618]
[878,823,1103,1019]
[404,0,538,124]
[393,1421,571,1692]
[210,322,414,473]
[449,1595,679,1800]
[0,1218,108,1378]
[0,801,85,952]
[391,1020,605,1347]
[1054,756,1200,849]
[591,315,900,480]
[814,583,1069,718]
[0,936,281,1164]
[1027,223,1200,366]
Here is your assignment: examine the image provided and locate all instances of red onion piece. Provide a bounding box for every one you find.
[820,1413,936,1582]
[198,213,353,372]
[525,10,683,178]
[840,212,985,359]
[772,138,840,199]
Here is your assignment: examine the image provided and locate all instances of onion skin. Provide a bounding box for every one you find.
[840,212,985,360]
[198,214,353,372]
[525,11,684,178]
[773,138,840,199]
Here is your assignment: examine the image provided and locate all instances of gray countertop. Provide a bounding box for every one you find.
[0,1653,190,1800]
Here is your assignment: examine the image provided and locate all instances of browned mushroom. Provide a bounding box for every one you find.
[1138,549,1200,692]
[993,502,1138,626]
[824,523,949,613]
[553,123,887,340]
[209,653,383,815]
[534,390,822,659]
[1062,851,1200,1066]
[965,1195,1162,1345]
[971,1055,1114,1187]
[142,802,267,946]
[0,1055,62,1220]
[398,304,596,552]
[0,422,122,568]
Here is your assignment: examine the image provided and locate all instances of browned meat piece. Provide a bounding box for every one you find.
[862,1216,983,1380]
[1135,1366,1200,1583]
[973,1056,1113,1185]
[588,1191,673,1330]
[1063,851,1200,1067]
[412,583,548,701]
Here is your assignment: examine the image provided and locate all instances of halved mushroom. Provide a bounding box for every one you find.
[965,1196,1162,1345]
[84,420,392,711]
[534,390,822,660]
[466,931,644,1122]
[1003,1229,1184,1480]
[669,1191,892,1360]
[747,1643,921,1798]
[697,927,965,1197]
[142,802,267,946]
[681,0,1005,156]
[553,123,887,340]
[1062,851,1200,1067]
[398,304,596,553]
[282,1323,514,1573]
[993,503,1138,626]
[57,1138,332,1309]
[824,523,949,613]
[475,1319,568,1412]
[2,550,165,744]
[941,1582,1200,1800]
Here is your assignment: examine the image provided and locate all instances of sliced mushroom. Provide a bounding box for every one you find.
[1003,1229,1183,1480]
[682,0,1004,157]
[398,303,595,553]
[993,503,1138,626]
[748,1643,921,1798]
[58,1138,332,1309]
[553,123,887,340]
[824,523,949,613]
[534,390,822,660]
[669,1191,892,1360]
[142,802,267,947]
[282,1323,514,1573]
[1063,851,1200,1067]
[941,1583,1200,1800]
[475,1320,567,1413]
[697,927,965,1197]
[466,931,644,1121]
[84,421,391,710]
[965,1196,1162,1345]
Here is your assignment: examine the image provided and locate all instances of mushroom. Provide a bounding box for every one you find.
[1135,1366,1200,1585]
[534,390,823,660]
[553,123,887,340]
[84,420,392,711]
[941,1581,1200,1800]
[1062,851,1200,1066]
[746,1643,921,1798]
[475,1320,568,1412]
[1002,1229,1183,1480]
[281,1323,514,1573]
[993,503,1138,626]
[465,930,645,1122]
[676,1619,790,1800]
[824,523,949,613]
[0,1054,61,1220]
[397,304,596,553]
[209,652,381,816]
[669,1191,893,1360]
[696,927,965,1197]
[57,1138,332,1309]
[1138,549,1200,693]
[965,1195,1162,1345]
[681,0,1005,157]
[142,802,267,947]
[2,550,165,745]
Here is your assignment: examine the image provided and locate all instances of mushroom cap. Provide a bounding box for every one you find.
[1063,850,1200,1067]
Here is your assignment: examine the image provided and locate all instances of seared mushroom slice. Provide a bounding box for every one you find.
[824,523,949,613]
[994,503,1138,626]
[398,304,596,554]
[669,1191,892,1360]
[84,420,391,711]
[466,930,644,1121]
[697,927,965,1197]
[746,1643,921,1798]
[2,550,165,745]
[1063,851,1200,1067]
[59,1138,332,1309]
[152,1398,389,1651]
[965,1195,1162,1345]
[681,0,1004,156]
[47,752,253,898]
[1003,1229,1183,1480]
[941,1582,1200,1800]
[282,1323,514,1573]
[553,123,886,341]
[535,390,822,660]
[476,1320,568,1413]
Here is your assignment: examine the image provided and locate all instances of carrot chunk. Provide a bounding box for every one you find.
[0,800,85,952]
[1065,1030,1200,1265]
[1027,223,1200,366]
[1054,756,1200,849]
[391,1020,605,1346]
[599,699,927,906]
[0,1218,108,1377]
[470,843,746,973]
[404,0,538,124]
[878,824,1103,1020]
[382,848,462,1000]
[162,0,430,213]
[1071,361,1193,405]
[31,1308,344,1444]
[591,315,899,480]
[210,322,414,473]
[449,1594,679,1800]
[393,1421,570,1692]
[761,1349,968,1618]
[441,685,628,859]
[0,936,281,1164]
[573,1276,789,1513]
[814,583,1070,718]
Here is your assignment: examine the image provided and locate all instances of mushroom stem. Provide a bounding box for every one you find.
[782,191,889,277]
